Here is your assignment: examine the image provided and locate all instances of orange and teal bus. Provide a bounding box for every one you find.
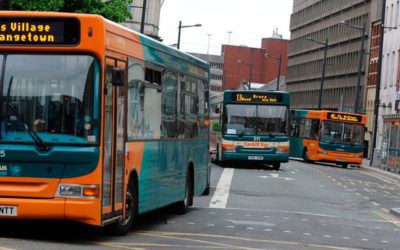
[0,11,210,235]
[290,110,367,168]
[214,90,290,170]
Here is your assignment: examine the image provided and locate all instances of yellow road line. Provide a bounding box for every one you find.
[136,232,260,250]
[359,170,400,187]
[137,231,360,250]
[95,242,144,250]
[104,242,230,249]
[376,212,400,228]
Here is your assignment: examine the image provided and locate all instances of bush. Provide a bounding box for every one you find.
[212,122,221,132]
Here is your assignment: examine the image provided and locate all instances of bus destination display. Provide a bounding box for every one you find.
[232,92,283,103]
[327,112,362,122]
[0,17,80,46]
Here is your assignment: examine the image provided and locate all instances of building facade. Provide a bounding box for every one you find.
[377,0,400,158]
[190,53,224,96]
[123,0,163,40]
[287,0,381,112]
[222,37,288,90]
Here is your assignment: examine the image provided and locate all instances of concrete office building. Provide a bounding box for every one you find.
[287,0,382,111]
[190,53,224,96]
[287,0,383,154]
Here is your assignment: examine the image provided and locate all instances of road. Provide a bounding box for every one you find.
[1,160,400,249]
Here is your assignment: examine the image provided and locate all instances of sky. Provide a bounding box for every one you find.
[159,0,293,55]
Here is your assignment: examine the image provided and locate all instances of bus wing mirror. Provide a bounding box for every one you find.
[112,68,125,86]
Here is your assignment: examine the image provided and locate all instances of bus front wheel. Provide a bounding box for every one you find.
[272,163,281,171]
[341,163,348,168]
[107,181,137,236]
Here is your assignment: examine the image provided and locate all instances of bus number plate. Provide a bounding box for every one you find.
[0,206,17,216]
[249,156,263,160]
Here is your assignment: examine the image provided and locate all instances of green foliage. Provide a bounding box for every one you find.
[212,122,221,132]
[12,0,64,11]
[10,0,131,22]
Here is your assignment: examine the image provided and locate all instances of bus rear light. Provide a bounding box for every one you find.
[56,184,99,198]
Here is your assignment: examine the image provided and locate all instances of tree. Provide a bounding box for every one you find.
[0,0,12,10]
[10,0,131,22]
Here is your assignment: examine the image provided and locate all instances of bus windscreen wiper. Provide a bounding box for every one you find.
[22,123,49,152]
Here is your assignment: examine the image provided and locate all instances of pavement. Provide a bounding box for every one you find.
[361,159,400,220]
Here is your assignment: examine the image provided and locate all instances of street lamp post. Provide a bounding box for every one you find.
[129,0,147,34]
[265,53,282,91]
[140,0,147,34]
[237,60,253,89]
[339,21,366,113]
[306,37,329,110]
[177,21,202,50]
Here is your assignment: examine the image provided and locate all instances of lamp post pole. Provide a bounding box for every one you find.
[177,21,202,50]
[265,53,283,91]
[306,37,329,110]
[140,0,147,34]
[177,21,182,50]
[339,21,367,113]
[354,23,366,113]
[237,60,253,89]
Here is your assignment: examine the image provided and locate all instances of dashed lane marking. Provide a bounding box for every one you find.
[210,168,234,209]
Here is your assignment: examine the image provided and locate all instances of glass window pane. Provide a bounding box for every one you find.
[1,54,99,144]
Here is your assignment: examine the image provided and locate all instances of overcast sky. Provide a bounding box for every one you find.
[159,0,293,55]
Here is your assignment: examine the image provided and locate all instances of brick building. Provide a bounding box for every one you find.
[222,36,288,90]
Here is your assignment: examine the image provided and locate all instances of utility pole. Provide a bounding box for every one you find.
[207,33,212,54]
[354,23,366,113]
[140,0,147,34]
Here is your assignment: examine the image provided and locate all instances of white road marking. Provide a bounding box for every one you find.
[324,235,331,238]
[245,214,251,217]
[371,202,380,206]
[187,222,195,225]
[247,227,254,230]
[210,168,234,208]
[226,226,235,228]
[303,233,311,236]
[362,239,369,241]
[208,224,215,227]
[259,173,295,181]
[284,230,291,233]
[225,219,275,227]
[342,237,350,240]
[301,218,308,221]
[381,240,389,243]
[283,217,290,220]
[264,229,272,232]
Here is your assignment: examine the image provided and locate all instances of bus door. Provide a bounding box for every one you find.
[102,58,127,222]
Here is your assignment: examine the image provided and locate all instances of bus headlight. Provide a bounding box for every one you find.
[318,150,328,155]
[276,147,289,154]
[56,184,100,198]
